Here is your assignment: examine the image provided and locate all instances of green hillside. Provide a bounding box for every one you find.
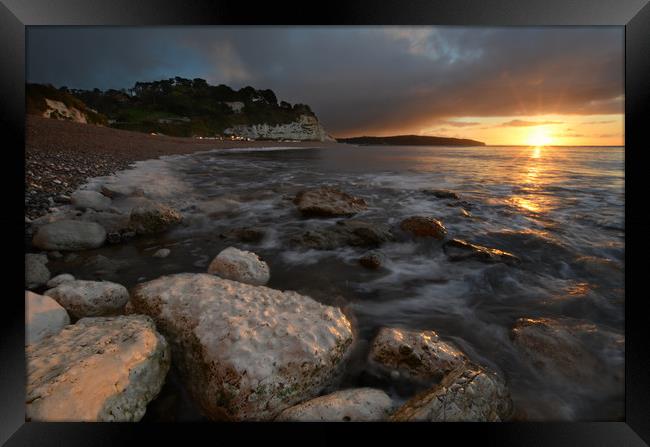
[26,77,316,138]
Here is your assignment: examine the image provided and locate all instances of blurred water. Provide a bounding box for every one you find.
[58,145,625,421]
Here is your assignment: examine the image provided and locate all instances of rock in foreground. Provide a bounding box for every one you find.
[71,190,112,211]
[32,220,107,251]
[294,187,368,217]
[391,363,513,422]
[400,216,447,239]
[130,273,355,420]
[275,388,393,422]
[292,220,394,250]
[46,273,75,288]
[25,253,50,289]
[359,250,386,270]
[422,189,460,200]
[443,238,519,265]
[369,327,466,382]
[25,291,70,345]
[207,247,270,286]
[511,317,623,387]
[45,280,129,319]
[129,202,182,235]
[26,315,170,421]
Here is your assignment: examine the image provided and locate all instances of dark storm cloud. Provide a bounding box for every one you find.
[27,26,623,136]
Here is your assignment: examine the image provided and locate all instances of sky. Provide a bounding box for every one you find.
[27,26,624,146]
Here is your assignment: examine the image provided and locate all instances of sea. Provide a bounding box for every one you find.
[55,144,625,421]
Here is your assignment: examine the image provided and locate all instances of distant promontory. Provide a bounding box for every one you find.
[337,135,485,147]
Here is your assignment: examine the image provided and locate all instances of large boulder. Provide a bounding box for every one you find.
[292,220,394,250]
[25,291,70,345]
[45,280,129,319]
[400,216,447,239]
[26,315,170,421]
[25,253,50,289]
[443,239,519,265]
[130,273,355,420]
[294,187,368,217]
[129,202,183,235]
[32,220,106,251]
[207,247,270,286]
[71,190,112,211]
[46,273,75,288]
[275,388,393,422]
[391,363,513,421]
[369,327,466,382]
[511,317,624,387]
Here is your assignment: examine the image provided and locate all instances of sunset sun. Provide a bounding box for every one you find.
[526,127,553,147]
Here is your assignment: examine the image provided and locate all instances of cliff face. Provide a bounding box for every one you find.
[42,99,90,124]
[27,84,108,125]
[224,114,333,142]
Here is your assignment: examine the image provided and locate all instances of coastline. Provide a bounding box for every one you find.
[25,116,344,219]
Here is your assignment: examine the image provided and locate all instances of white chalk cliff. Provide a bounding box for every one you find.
[224,114,333,142]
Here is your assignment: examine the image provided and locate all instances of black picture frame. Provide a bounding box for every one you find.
[2,0,648,445]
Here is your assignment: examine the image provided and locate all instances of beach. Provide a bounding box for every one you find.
[25,116,343,219]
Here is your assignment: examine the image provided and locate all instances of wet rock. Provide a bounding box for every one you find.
[294,187,368,217]
[196,197,240,216]
[47,251,63,260]
[391,363,513,421]
[45,280,129,318]
[106,229,137,245]
[400,216,447,239]
[275,388,393,422]
[71,190,112,211]
[337,220,394,245]
[32,220,107,251]
[443,239,519,265]
[46,273,75,288]
[511,317,624,387]
[447,200,474,209]
[359,251,386,270]
[153,248,171,258]
[292,220,394,250]
[207,247,270,286]
[220,227,266,243]
[86,255,131,276]
[130,273,355,420]
[54,195,71,204]
[369,327,466,382]
[423,189,460,200]
[129,202,183,235]
[79,210,132,233]
[26,315,170,421]
[63,253,78,263]
[26,253,50,289]
[25,291,70,345]
[100,184,144,199]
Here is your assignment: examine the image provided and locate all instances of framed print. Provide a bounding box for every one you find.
[2,0,649,445]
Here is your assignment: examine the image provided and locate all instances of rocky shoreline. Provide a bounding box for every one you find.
[25,116,344,220]
[24,169,622,422]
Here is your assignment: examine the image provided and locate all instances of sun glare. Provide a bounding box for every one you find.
[526,127,553,147]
